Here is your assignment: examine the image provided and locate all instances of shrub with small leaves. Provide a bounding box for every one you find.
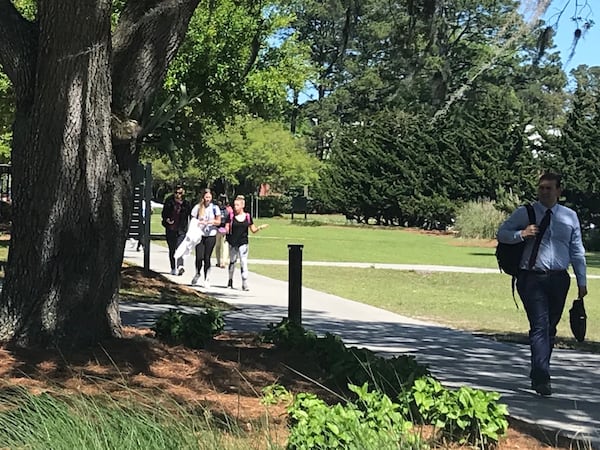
[260,318,318,351]
[152,308,224,349]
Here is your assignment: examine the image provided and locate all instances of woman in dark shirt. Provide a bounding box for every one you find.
[226,196,268,290]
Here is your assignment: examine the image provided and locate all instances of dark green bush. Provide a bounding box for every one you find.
[152,308,224,349]
[257,195,289,217]
[583,228,600,252]
[260,319,429,396]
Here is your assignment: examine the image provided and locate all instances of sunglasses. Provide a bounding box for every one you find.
[175,190,184,195]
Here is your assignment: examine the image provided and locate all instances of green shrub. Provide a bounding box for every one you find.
[325,345,428,397]
[152,308,224,349]
[260,319,429,398]
[258,195,289,217]
[405,377,508,448]
[260,318,318,351]
[583,228,600,252]
[287,383,427,450]
[453,199,507,239]
[262,321,508,448]
[290,219,324,226]
[261,384,293,406]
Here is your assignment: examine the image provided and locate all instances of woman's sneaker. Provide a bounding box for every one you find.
[191,273,202,286]
[242,281,249,291]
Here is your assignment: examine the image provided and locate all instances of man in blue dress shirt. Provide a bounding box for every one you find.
[497,173,588,396]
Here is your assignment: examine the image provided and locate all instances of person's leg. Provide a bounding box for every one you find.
[165,230,177,273]
[175,232,186,274]
[517,273,552,387]
[193,239,206,285]
[215,233,223,267]
[546,271,570,356]
[222,236,229,267]
[228,245,239,288]
[203,235,217,285]
[238,244,250,290]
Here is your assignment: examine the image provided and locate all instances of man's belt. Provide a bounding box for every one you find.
[521,269,566,275]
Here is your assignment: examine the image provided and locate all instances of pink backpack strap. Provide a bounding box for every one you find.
[227,211,251,233]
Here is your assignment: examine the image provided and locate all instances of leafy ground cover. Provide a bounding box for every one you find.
[0,265,577,449]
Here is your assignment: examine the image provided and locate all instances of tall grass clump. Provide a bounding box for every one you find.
[453,200,507,240]
[0,386,276,450]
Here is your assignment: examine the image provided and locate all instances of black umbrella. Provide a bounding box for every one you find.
[569,298,587,343]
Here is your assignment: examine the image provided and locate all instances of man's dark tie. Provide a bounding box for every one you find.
[528,209,552,269]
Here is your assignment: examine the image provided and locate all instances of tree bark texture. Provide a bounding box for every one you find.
[0,0,199,347]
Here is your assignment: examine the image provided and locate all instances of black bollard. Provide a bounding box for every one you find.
[288,244,304,325]
[143,163,152,273]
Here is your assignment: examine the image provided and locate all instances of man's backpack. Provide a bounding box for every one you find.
[495,204,535,276]
[495,204,535,307]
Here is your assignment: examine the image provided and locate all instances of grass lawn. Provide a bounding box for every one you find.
[151,214,501,267]
[248,217,501,267]
[151,213,600,271]
[250,264,600,348]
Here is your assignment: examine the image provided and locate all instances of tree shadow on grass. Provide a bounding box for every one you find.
[472,330,600,354]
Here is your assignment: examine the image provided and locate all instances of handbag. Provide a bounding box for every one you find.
[569,298,587,343]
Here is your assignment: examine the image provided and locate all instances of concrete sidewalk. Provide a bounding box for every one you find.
[123,243,600,447]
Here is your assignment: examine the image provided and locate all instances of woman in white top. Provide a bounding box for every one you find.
[190,189,221,287]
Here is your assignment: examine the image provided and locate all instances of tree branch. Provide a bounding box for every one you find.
[111,0,200,120]
[0,0,38,108]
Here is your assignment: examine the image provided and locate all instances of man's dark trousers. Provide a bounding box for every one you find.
[517,270,570,384]
[166,229,185,270]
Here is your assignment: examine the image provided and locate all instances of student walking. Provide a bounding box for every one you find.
[497,173,587,396]
[161,186,191,276]
[215,194,232,268]
[190,189,221,287]
[226,196,268,291]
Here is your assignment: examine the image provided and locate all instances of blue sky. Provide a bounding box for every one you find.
[543,0,599,72]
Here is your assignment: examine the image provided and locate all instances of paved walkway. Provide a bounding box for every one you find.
[123,243,600,447]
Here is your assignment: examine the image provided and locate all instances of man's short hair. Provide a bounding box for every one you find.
[539,172,561,188]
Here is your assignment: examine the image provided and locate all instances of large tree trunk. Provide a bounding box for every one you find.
[0,0,200,348]
[0,1,124,347]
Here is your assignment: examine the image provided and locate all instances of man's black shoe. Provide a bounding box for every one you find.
[531,382,552,396]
